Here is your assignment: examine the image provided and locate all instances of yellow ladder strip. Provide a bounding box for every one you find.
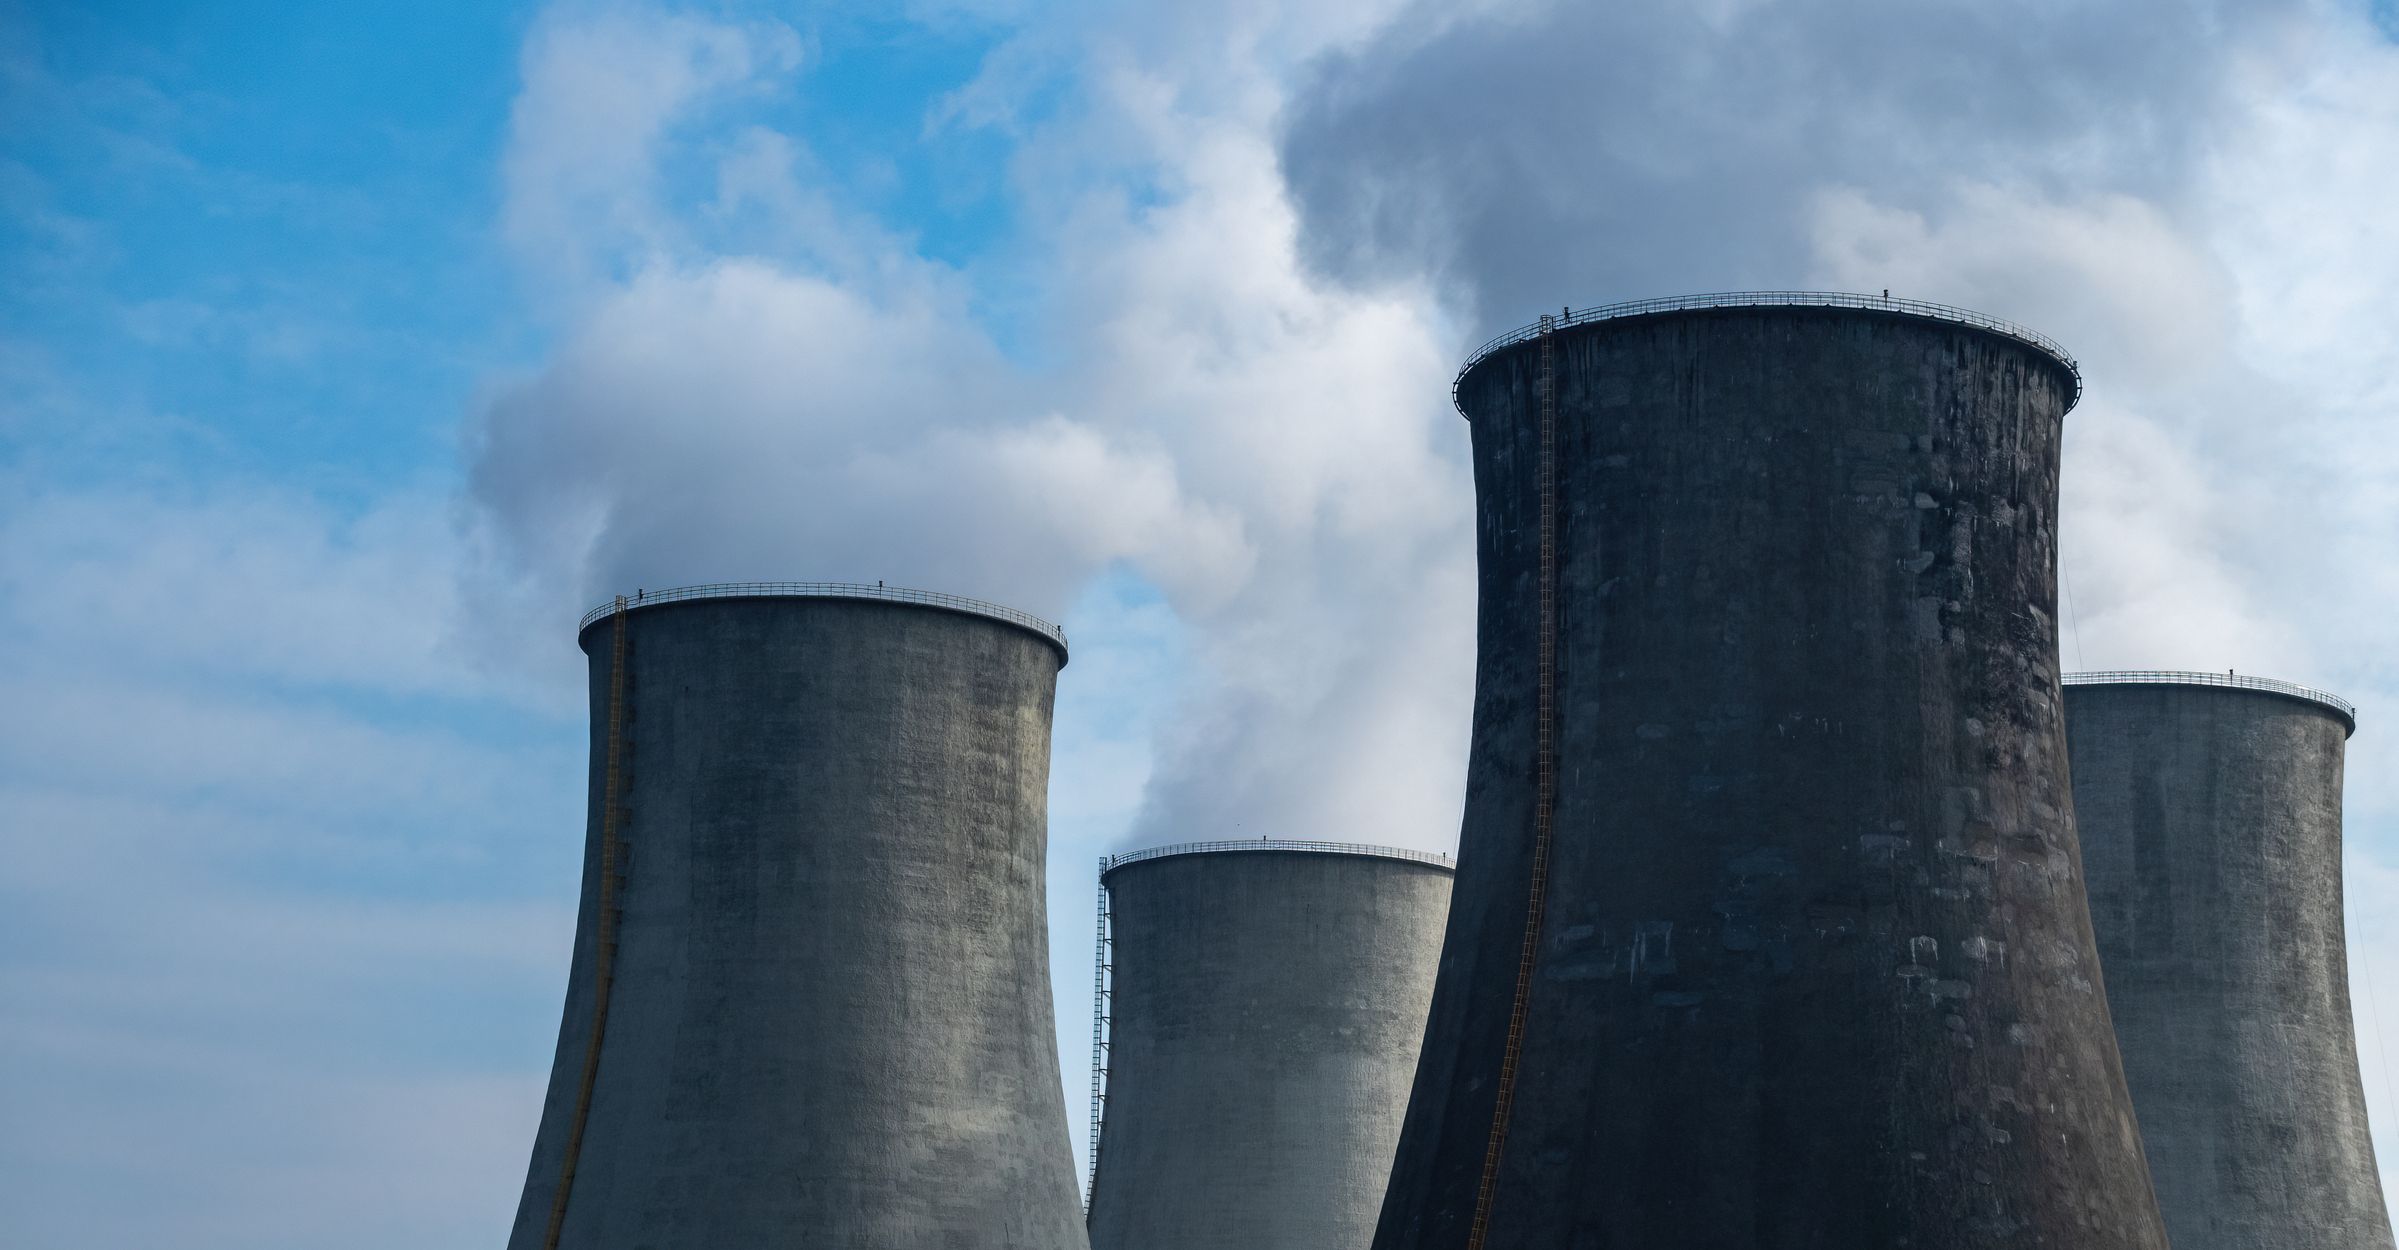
[1466,317,1561,1248]
[543,596,630,1250]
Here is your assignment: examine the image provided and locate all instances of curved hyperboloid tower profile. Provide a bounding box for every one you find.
[507,584,1090,1250]
[1085,841,1454,1250]
[2066,671,2392,1250]
[1374,295,2170,1248]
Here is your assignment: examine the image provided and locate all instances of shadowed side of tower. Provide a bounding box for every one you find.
[2067,674,2391,1250]
[1086,843,1454,1250]
[1375,297,2168,1248]
[505,586,1090,1250]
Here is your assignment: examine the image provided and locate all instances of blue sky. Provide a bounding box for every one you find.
[3,1,1036,489]
[5,1,2398,1246]
[6,2,511,486]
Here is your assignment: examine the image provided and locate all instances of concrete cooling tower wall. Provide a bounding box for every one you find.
[1086,841,1454,1250]
[506,584,1090,1250]
[2066,672,2391,1250]
[1375,294,2169,1248]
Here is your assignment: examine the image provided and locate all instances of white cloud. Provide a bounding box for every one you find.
[1793,182,2308,673]
[1805,183,2237,387]
[502,4,804,293]
[1273,0,2399,1228]
[0,479,582,1249]
[0,481,568,708]
[466,1,1479,858]
[17,0,2398,1240]
[465,254,1259,619]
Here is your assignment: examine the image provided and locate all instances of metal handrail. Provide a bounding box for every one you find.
[1102,838,1457,876]
[576,581,1067,656]
[1451,291,2084,416]
[1086,862,1111,1213]
[2064,670,2357,733]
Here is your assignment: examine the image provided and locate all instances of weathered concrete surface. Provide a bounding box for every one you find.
[1086,847,1453,1250]
[506,594,1089,1250]
[1376,305,2168,1248]
[2068,679,2392,1250]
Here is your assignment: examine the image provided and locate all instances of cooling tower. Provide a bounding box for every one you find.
[1375,294,2169,1248]
[2065,671,2391,1249]
[1085,841,1455,1250]
[505,583,1090,1250]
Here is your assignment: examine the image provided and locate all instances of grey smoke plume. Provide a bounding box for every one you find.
[464,0,2399,864]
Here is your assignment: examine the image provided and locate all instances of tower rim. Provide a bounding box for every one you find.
[1101,838,1456,883]
[2065,669,2357,738]
[1452,291,2083,418]
[574,581,1068,661]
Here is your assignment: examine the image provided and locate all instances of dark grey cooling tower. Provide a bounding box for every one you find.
[506,584,1089,1250]
[2066,671,2391,1250]
[1086,842,1454,1250]
[1375,295,2169,1248]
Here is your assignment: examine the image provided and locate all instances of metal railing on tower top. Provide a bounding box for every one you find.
[2064,669,2357,732]
[1451,291,2084,415]
[1100,838,1456,876]
[576,581,1067,655]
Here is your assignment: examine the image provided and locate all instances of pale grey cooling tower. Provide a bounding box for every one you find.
[1086,841,1454,1250]
[2066,671,2392,1250]
[506,584,1089,1250]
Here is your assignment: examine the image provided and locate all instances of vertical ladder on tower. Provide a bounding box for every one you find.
[1466,315,1562,1250]
[543,595,632,1250]
[1085,862,1113,1215]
